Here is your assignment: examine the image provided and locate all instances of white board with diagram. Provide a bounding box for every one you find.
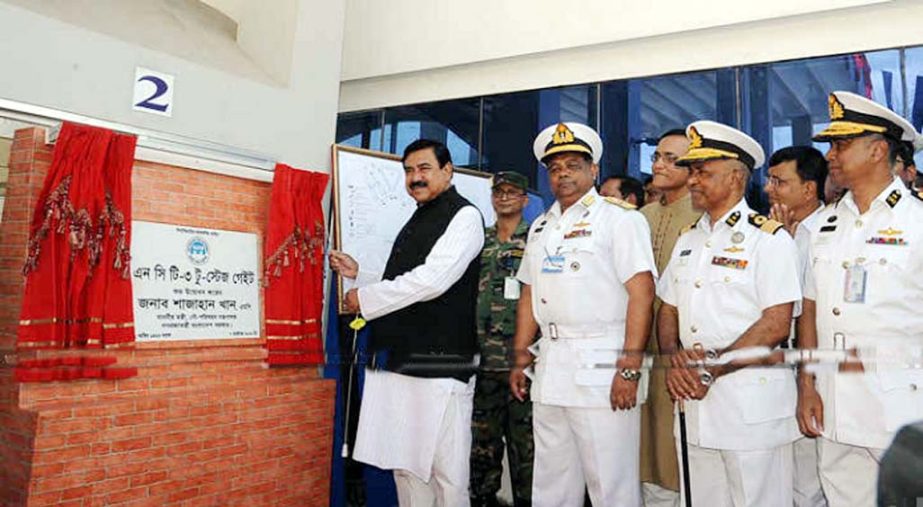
[332,145,496,311]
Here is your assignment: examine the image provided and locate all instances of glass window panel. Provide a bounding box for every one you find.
[481,85,597,205]
[382,98,480,167]
[335,110,383,151]
[743,50,902,156]
[741,49,902,210]
[601,71,723,181]
[904,47,923,170]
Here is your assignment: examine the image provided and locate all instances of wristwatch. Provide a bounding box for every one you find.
[619,368,642,382]
[698,368,714,386]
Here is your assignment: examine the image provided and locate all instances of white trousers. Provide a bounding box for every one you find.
[677,442,793,507]
[532,403,641,507]
[642,482,679,507]
[391,380,473,507]
[817,438,882,507]
[793,437,827,507]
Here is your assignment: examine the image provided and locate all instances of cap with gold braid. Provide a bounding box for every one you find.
[533,122,603,164]
[675,120,765,170]
[813,91,917,143]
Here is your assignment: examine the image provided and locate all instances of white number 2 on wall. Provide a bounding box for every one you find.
[133,67,175,117]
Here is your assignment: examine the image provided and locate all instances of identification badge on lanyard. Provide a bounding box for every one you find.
[844,263,867,303]
[541,255,565,273]
[504,276,521,300]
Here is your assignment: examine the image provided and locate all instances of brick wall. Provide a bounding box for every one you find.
[0,128,334,506]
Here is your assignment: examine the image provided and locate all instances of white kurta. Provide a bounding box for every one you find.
[353,370,475,482]
[347,201,484,482]
[658,198,802,451]
[804,177,923,450]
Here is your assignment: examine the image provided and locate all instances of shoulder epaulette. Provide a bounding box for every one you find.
[724,211,741,227]
[603,196,636,210]
[913,190,923,202]
[886,189,902,208]
[680,221,697,234]
[747,213,784,234]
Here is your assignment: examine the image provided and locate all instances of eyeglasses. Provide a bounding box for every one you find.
[492,190,527,199]
[765,175,793,187]
[651,153,680,165]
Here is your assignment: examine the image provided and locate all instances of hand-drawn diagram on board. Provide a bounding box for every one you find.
[332,145,496,312]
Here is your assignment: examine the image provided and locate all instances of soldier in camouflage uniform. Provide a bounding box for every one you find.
[471,172,533,507]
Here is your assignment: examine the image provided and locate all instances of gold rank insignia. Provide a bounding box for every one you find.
[581,194,596,207]
[725,211,741,227]
[886,190,902,208]
[573,221,591,228]
[747,213,784,234]
[603,196,636,209]
[877,227,903,236]
[723,245,744,253]
[688,127,703,149]
[829,94,846,120]
[552,123,576,145]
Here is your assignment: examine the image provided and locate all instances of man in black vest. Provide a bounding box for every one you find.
[330,139,485,506]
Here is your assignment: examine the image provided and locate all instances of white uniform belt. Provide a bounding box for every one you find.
[539,323,622,340]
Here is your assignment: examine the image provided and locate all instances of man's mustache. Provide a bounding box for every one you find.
[410,181,428,189]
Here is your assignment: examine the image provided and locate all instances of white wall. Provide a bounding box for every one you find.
[0,0,345,172]
[342,0,885,80]
[339,0,923,112]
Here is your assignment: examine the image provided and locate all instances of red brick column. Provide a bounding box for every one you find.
[0,127,50,505]
[0,128,334,507]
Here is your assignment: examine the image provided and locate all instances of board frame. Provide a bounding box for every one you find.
[330,144,494,314]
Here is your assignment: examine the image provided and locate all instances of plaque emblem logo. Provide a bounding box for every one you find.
[186,237,209,265]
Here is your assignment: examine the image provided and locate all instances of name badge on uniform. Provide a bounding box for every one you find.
[542,255,565,273]
[504,276,521,300]
[844,264,867,303]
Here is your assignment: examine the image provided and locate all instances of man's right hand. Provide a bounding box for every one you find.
[509,367,529,402]
[666,350,709,401]
[770,203,800,237]
[329,250,359,278]
[797,381,825,437]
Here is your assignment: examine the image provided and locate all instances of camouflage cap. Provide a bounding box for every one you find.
[491,171,529,191]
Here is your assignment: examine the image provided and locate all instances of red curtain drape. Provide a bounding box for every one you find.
[264,163,329,366]
[16,122,138,382]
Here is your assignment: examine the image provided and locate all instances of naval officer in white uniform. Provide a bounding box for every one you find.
[509,122,657,507]
[798,91,923,507]
[658,121,802,506]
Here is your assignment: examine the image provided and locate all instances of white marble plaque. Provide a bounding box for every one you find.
[131,221,259,341]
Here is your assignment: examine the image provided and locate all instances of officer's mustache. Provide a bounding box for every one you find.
[410,181,428,189]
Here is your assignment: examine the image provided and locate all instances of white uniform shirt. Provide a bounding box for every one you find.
[348,202,484,480]
[795,205,824,289]
[791,203,824,320]
[658,198,801,451]
[804,177,923,449]
[517,188,657,408]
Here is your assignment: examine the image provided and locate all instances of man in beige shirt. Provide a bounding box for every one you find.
[638,128,700,507]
